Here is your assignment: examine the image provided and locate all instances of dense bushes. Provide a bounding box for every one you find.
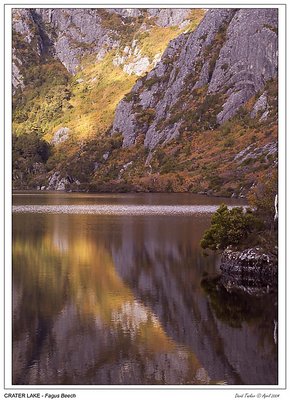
[13,132,51,166]
[201,170,278,251]
[12,60,72,136]
[200,204,261,250]
[12,132,51,187]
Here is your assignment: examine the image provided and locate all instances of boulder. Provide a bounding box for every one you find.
[219,247,277,294]
[47,171,73,190]
[51,127,70,145]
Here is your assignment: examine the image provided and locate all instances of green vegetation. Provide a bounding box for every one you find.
[201,171,278,252]
[137,26,179,60]
[12,132,51,187]
[12,10,277,198]
[185,9,207,32]
[13,10,205,143]
[59,50,138,139]
[12,59,72,137]
[13,132,51,164]
[200,204,260,250]
[136,107,156,126]
[137,10,205,61]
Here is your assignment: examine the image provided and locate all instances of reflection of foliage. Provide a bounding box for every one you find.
[200,204,261,250]
[201,276,277,331]
[13,238,69,341]
[201,276,252,328]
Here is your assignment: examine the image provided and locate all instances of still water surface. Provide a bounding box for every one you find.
[12,193,277,385]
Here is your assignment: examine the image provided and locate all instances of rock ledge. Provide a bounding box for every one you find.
[219,247,277,295]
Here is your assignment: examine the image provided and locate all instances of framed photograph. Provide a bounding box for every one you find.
[2,1,287,399]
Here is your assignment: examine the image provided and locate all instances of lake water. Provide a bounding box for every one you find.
[12,192,277,385]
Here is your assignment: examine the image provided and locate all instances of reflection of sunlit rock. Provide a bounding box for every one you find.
[13,226,211,385]
[111,217,278,385]
[111,300,159,338]
[12,203,277,385]
[195,367,210,384]
[52,231,69,253]
[50,215,70,253]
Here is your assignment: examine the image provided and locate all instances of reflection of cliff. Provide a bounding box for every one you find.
[13,213,211,385]
[13,211,277,385]
[110,216,278,385]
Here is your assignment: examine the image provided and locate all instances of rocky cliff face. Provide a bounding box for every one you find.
[12,8,278,195]
[12,7,205,139]
[12,8,194,91]
[112,8,278,149]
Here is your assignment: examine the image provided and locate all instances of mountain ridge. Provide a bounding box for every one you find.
[12,8,278,197]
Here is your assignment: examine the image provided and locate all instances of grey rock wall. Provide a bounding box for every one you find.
[12,9,36,44]
[111,8,278,149]
[12,50,24,93]
[209,8,278,123]
[12,8,194,80]
[12,9,43,92]
[26,9,117,74]
[147,8,192,27]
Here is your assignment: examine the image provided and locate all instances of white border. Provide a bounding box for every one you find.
[2,1,288,399]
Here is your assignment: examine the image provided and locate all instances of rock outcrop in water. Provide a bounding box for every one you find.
[112,8,278,149]
[219,247,277,294]
[111,222,277,384]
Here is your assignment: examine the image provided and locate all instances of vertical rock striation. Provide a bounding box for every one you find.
[111,8,278,149]
[12,8,195,83]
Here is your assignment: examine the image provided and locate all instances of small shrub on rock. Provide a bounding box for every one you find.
[200,204,261,251]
